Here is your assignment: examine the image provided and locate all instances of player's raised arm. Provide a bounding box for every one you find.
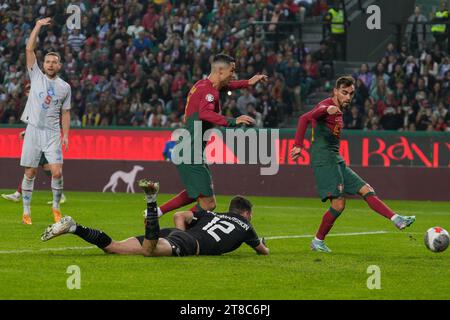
[198,93,254,127]
[26,17,52,70]
[225,74,268,91]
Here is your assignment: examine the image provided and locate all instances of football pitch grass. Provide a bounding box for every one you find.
[0,190,448,300]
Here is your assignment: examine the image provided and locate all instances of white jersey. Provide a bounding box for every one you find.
[20,60,71,131]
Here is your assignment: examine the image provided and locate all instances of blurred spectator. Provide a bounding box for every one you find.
[246,102,263,128]
[406,6,427,54]
[67,29,86,53]
[237,89,257,115]
[344,105,363,129]
[127,17,145,39]
[430,1,449,50]
[380,106,402,130]
[312,40,334,87]
[324,0,346,60]
[82,103,101,127]
[353,63,374,90]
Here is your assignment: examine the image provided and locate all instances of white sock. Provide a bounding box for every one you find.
[314,237,324,242]
[145,193,157,203]
[51,177,63,210]
[157,207,163,218]
[14,191,21,197]
[21,175,35,215]
[390,214,398,221]
[68,223,77,233]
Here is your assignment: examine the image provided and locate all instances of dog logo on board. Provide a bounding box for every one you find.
[102,165,144,193]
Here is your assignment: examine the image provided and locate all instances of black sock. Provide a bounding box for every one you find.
[74,225,112,249]
[145,201,160,240]
[147,201,157,214]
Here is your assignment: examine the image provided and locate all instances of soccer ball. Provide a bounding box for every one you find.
[424,227,449,253]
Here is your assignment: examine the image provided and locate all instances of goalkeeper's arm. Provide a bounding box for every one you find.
[254,238,270,256]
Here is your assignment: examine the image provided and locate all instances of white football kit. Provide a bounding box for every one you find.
[20,61,71,167]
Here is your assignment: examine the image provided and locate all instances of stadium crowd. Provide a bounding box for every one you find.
[348,41,450,132]
[0,0,322,129]
[0,0,449,132]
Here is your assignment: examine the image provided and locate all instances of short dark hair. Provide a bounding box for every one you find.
[335,75,355,89]
[212,53,235,65]
[229,196,253,215]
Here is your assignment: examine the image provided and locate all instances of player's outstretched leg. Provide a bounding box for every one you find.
[41,216,113,250]
[362,189,415,230]
[41,216,77,241]
[392,215,416,230]
[139,179,161,218]
[139,179,162,256]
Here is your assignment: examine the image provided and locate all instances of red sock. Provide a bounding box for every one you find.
[364,194,395,219]
[159,190,196,215]
[17,182,22,194]
[316,208,341,240]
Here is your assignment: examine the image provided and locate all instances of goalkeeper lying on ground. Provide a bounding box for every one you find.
[41,180,269,257]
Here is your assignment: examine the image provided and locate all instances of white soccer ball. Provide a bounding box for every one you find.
[424,227,449,253]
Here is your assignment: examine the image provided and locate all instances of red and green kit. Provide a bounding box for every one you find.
[177,78,249,198]
[294,97,366,201]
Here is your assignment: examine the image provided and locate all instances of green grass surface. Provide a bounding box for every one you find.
[0,189,449,300]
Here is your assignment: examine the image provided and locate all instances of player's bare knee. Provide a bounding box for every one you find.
[25,168,37,179]
[366,184,375,193]
[359,184,374,196]
[52,171,63,179]
[332,199,346,212]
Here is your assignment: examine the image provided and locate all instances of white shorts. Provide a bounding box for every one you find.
[20,125,63,168]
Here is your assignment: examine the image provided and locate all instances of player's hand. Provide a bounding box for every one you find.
[327,105,339,115]
[36,17,52,27]
[248,74,268,86]
[290,146,303,161]
[19,131,25,140]
[236,115,255,126]
[62,135,69,151]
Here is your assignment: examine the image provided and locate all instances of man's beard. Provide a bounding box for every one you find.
[340,100,350,109]
[45,71,57,77]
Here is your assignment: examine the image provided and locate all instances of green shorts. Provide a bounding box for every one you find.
[312,162,367,202]
[176,163,214,199]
